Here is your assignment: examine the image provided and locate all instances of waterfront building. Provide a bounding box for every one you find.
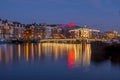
[52,26,65,39]
[1,18,119,42]
[30,23,46,39]
[23,24,46,40]
[69,26,100,39]
[44,25,53,39]
[39,25,46,39]
[105,30,118,39]
[34,24,42,40]
[118,34,120,37]
[0,20,26,41]
[113,30,118,37]
[11,22,25,40]
[118,34,120,41]
[23,28,32,40]
[3,21,10,39]
[0,20,13,39]
[0,19,4,38]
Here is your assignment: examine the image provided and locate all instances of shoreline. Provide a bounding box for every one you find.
[0,39,103,44]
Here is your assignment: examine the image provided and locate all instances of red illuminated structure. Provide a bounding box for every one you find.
[68,23,76,27]
[62,23,76,28]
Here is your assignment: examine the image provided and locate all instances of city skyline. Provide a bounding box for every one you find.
[0,0,120,32]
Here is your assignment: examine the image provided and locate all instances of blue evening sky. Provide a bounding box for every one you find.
[0,0,120,32]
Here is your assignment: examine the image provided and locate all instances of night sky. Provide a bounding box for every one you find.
[0,0,120,32]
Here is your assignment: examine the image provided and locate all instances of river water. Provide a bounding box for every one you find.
[0,43,120,80]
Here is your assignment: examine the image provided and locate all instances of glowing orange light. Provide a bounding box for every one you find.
[68,50,75,68]
[25,43,29,62]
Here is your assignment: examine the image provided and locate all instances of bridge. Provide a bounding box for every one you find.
[40,38,106,43]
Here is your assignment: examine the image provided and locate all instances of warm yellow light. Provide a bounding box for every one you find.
[31,43,34,60]
[0,29,2,34]
[38,43,41,57]
[25,43,29,62]
[18,44,21,58]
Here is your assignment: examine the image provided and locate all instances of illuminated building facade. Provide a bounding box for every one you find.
[0,18,119,41]
[0,20,25,40]
[45,26,53,39]
[105,30,118,39]
[69,27,100,39]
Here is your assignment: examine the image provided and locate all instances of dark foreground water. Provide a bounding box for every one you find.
[0,43,120,80]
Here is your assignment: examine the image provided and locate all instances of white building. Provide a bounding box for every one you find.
[69,27,100,39]
[45,26,53,38]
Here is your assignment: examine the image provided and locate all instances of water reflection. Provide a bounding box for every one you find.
[0,43,91,67]
[68,43,91,68]
[0,46,2,62]
[24,43,29,62]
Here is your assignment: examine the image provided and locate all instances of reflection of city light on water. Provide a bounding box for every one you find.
[83,44,91,66]
[0,44,13,64]
[54,44,59,60]
[18,44,21,59]
[0,43,91,66]
[31,43,34,60]
[38,43,41,57]
[68,50,75,68]
[68,44,91,69]
[5,44,11,64]
[0,46,2,62]
[24,43,29,62]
